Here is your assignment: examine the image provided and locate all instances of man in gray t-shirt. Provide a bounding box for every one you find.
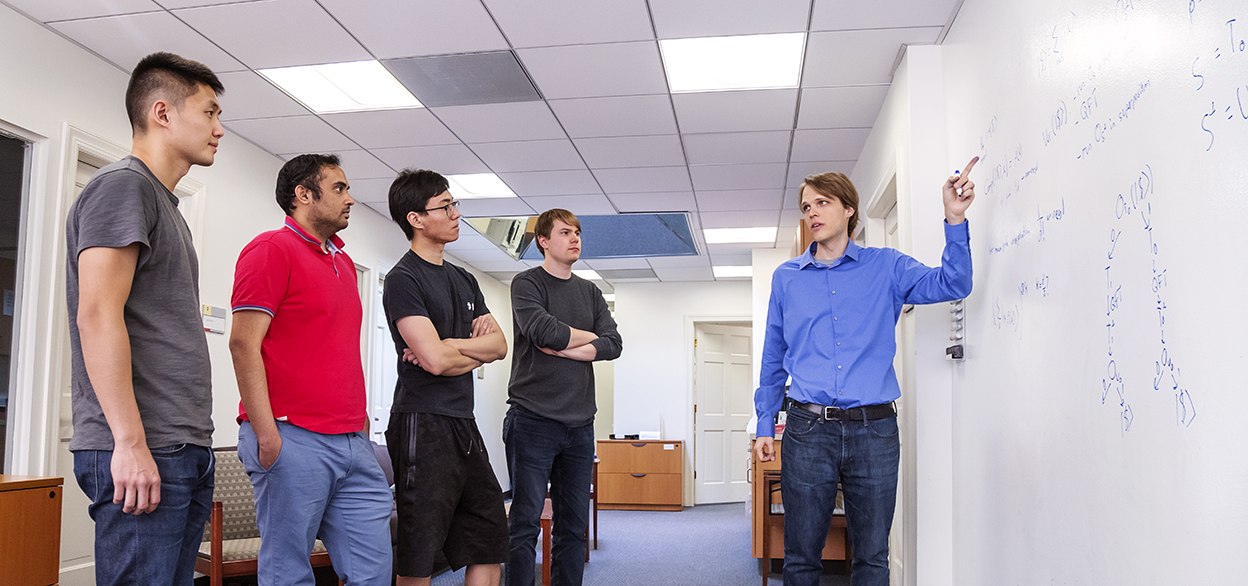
[65,52,224,586]
[505,208,622,586]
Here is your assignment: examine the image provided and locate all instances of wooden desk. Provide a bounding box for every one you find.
[0,475,64,586]
[750,440,849,564]
[596,440,682,511]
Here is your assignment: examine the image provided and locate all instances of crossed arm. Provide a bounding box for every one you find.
[398,313,507,376]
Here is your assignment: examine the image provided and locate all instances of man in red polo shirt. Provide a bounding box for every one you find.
[229,154,392,585]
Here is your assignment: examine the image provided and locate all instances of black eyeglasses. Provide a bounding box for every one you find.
[422,200,460,217]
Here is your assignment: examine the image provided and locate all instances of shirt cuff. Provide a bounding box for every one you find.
[232,304,275,317]
[943,219,970,242]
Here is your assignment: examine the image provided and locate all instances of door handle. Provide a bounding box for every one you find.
[631,473,647,478]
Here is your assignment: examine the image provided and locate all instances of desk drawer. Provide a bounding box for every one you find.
[596,441,681,474]
[598,472,681,506]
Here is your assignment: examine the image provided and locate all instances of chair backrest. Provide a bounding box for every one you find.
[203,448,261,541]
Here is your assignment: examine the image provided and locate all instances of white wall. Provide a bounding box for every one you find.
[851,45,957,586]
[612,280,752,504]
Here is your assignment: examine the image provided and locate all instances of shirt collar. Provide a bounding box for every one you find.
[283,217,345,254]
[797,239,861,269]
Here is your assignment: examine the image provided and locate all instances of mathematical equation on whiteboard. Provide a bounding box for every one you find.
[1102,165,1196,435]
[1192,14,1248,151]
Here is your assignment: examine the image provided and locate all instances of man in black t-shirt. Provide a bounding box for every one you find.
[382,169,509,586]
[505,209,622,586]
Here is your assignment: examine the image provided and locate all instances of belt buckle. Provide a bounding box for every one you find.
[823,406,837,420]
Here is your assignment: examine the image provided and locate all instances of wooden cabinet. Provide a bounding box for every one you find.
[750,440,848,561]
[596,440,682,511]
[0,475,63,586]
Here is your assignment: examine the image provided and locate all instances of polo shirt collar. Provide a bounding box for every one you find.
[283,217,345,254]
[797,239,861,269]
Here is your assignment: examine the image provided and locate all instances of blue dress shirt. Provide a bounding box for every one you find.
[755,221,973,437]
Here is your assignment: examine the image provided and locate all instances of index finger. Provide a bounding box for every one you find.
[960,156,980,178]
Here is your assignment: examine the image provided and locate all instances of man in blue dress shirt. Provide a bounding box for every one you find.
[753,158,978,586]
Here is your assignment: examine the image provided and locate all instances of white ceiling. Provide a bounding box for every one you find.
[5,0,962,284]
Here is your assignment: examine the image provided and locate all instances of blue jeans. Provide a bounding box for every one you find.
[503,406,595,586]
[780,407,900,586]
[239,421,393,586]
[73,443,214,586]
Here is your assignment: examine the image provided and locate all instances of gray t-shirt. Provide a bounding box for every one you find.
[65,156,213,451]
[508,267,622,426]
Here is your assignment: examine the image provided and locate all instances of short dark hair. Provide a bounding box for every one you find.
[388,169,451,240]
[534,209,581,257]
[275,154,341,216]
[799,172,861,236]
[125,52,224,133]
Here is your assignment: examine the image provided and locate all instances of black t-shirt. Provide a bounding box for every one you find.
[383,250,488,418]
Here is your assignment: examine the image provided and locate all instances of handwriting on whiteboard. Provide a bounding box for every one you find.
[1191,16,1248,151]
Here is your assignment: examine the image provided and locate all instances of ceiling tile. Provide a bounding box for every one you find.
[707,250,756,265]
[4,0,159,22]
[321,109,459,149]
[608,192,696,213]
[324,150,394,180]
[50,11,246,73]
[443,247,515,262]
[584,258,651,270]
[361,201,390,218]
[469,259,532,272]
[224,116,356,154]
[810,0,959,30]
[383,52,541,107]
[689,163,787,191]
[549,95,678,138]
[699,210,780,229]
[672,89,798,133]
[523,194,617,215]
[431,102,567,143]
[790,128,872,162]
[318,0,508,59]
[798,86,890,129]
[469,140,586,173]
[449,227,506,250]
[346,177,395,204]
[780,208,806,227]
[518,42,669,100]
[371,145,489,175]
[497,170,602,196]
[683,131,791,165]
[695,189,784,212]
[786,161,856,188]
[783,187,803,209]
[647,255,710,268]
[803,28,942,87]
[574,135,685,169]
[594,167,692,194]
[482,0,653,48]
[653,266,715,281]
[216,71,309,120]
[174,0,371,69]
[457,197,536,217]
[650,0,811,38]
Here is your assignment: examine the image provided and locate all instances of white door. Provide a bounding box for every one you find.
[371,276,398,444]
[693,323,753,504]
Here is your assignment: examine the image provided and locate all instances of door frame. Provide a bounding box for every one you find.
[683,313,750,507]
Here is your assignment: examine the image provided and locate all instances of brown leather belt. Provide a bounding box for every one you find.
[793,401,895,421]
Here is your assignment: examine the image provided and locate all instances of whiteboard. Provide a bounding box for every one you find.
[942,0,1248,583]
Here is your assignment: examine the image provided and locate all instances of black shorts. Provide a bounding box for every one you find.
[385,411,508,578]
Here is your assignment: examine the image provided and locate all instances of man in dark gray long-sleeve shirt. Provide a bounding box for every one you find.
[505,208,622,586]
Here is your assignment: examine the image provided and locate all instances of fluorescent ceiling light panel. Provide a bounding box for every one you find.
[259,60,421,113]
[702,227,777,244]
[447,174,518,199]
[573,269,603,280]
[713,265,753,278]
[660,33,805,93]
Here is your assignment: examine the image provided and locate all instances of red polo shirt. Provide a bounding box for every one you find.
[231,217,366,434]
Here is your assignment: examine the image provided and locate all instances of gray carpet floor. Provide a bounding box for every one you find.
[432,503,850,586]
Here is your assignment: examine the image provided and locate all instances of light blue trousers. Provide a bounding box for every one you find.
[239,421,393,586]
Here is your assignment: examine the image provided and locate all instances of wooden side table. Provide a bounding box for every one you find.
[0,475,64,586]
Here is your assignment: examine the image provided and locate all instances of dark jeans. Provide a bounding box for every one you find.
[503,406,595,586]
[780,407,900,586]
[73,444,214,586]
